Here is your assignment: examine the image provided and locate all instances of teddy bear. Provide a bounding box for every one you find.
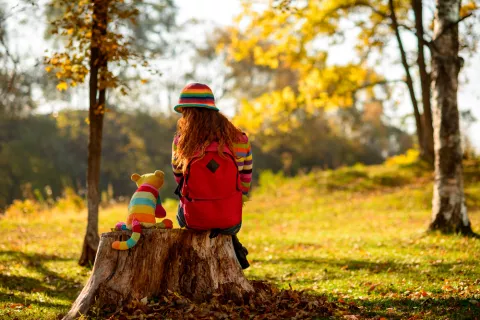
[112,170,173,250]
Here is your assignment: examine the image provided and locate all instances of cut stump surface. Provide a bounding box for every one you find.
[63,229,253,320]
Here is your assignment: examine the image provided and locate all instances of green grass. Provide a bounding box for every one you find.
[1,161,480,319]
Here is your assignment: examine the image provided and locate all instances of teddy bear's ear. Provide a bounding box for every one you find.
[131,173,141,182]
[154,170,164,178]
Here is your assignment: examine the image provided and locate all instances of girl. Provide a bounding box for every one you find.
[171,83,252,269]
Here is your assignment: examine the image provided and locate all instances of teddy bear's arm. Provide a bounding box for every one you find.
[155,195,167,218]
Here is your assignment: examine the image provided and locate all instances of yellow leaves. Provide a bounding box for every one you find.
[460,1,478,17]
[46,0,141,95]
[299,64,375,112]
[253,45,280,69]
[94,104,108,115]
[56,82,68,91]
[223,1,386,137]
[234,87,301,135]
[45,52,89,92]
[233,99,264,134]
[233,59,382,136]
[385,149,420,167]
[215,42,225,54]
[226,2,311,68]
[140,79,148,84]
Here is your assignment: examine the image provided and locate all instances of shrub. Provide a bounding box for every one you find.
[256,170,287,194]
[385,149,420,167]
[55,187,85,212]
[4,199,43,216]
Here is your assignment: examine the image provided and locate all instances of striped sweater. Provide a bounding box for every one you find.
[172,134,253,196]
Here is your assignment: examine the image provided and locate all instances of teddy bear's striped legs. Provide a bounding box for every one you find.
[112,219,142,250]
[115,222,128,231]
[154,219,173,229]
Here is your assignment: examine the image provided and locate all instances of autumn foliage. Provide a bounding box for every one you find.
[44,0,144,97]
[91,281,356,319]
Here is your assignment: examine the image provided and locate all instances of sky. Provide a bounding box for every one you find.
[3,0,480,150]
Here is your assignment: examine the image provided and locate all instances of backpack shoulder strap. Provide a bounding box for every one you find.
[204,142,234,156]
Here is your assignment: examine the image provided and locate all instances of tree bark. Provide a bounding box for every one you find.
[412,0,435,164]
[79,0,109,267]
[388,0,424,155]
[429,0,473,234]
[64,229,254,320]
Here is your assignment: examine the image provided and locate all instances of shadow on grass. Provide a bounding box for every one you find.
[349,296,480,320]
[0,281,67,310]
[0,251,83,309]
[253,257,480,277]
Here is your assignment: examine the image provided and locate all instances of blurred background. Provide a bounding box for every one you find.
[0,0,479,211]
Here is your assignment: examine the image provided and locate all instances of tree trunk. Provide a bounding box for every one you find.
[429,0,473,234]
[388,0,424,155]
[79,0,109,266]
[64,229,254,320]
[413,0,435,165]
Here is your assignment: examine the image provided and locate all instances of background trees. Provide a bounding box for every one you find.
[216,0,478,164]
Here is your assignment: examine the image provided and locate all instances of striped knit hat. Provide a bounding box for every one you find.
[174,83,219,113]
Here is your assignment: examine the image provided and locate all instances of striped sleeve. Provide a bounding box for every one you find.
[172,136,183,184]
[234,134,253,196]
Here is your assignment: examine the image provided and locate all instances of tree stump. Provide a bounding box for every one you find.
[63,229,254,320]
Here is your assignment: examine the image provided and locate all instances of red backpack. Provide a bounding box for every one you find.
[179,142,242,230]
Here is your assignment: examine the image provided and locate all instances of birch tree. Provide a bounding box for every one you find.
[429,0,475,235]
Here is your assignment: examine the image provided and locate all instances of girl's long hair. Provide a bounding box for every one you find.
[174,107,243,172]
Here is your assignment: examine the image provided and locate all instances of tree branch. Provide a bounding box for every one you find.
[327,1,389,19]
[354,79,405,93]
[397,23,415,34]
[388,0,424,150]
[428,10,478,53]
[0,33,19,67]
[436,12,475,41]
[0,1,38,23]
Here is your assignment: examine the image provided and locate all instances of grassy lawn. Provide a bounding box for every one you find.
[1,161,480,319]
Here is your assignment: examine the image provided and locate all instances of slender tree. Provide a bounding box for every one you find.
[46,0,143,265]
[80,0,109,266]
[429,0,474,235]
[388,0,424,159]
[412,0,435,164]
[46,0,176,265]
